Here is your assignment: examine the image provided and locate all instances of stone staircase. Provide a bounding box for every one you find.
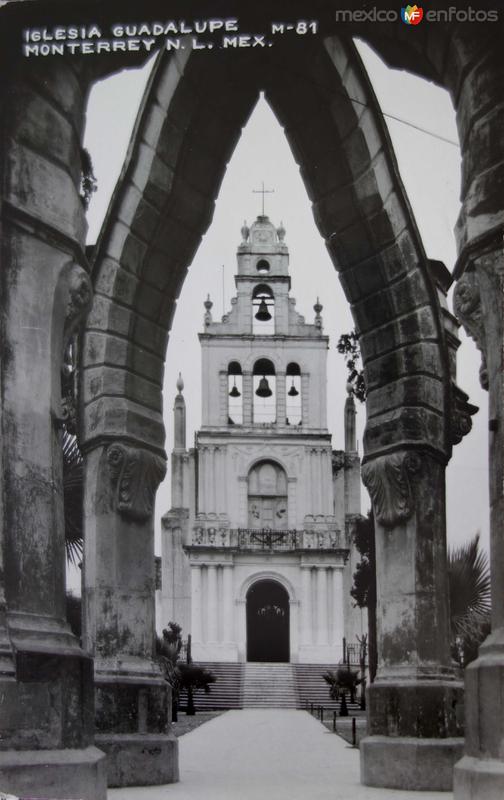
[294,663,362,712]
[179,662,244,711]
[242,662,299,708]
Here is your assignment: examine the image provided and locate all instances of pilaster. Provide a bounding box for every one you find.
[453,247,504,800]
[360,449,464,791]
[83,442,178,787]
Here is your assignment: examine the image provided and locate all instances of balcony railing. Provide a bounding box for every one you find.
[187,527,346,552]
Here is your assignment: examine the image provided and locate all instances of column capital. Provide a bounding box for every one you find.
[107,442,166,522]
[361,449,424,529]
[453,268,488,390]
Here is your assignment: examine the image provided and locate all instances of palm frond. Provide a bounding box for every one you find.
[448,533,491,634]
[62,429,84,566]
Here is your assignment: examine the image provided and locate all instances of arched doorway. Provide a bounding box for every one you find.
[246,579,290,663]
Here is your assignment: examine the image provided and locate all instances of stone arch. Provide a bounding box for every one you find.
[82,39,453,466]
[238,570,297,604]
[2,12,503,797]
[80,44,458,783]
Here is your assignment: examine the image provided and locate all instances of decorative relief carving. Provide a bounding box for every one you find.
[450,384,478,445]
[107,443,166,521]
[361,451,422,528]
[63,262,93,353]
[453,270,488,390]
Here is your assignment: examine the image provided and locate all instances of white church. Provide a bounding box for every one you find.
[159,213,365,666]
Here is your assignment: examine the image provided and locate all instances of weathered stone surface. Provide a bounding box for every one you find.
[96,733,178,787]
[7,85,80,183]
[362,736,464,791]
[82,396,165,452]
[83,331,164,384]
[5,140,86,242]
[0,746,106,800]
[359,307,437,362]
[366,375,444,420]
[84,365,162,413]
[364,341,443,390]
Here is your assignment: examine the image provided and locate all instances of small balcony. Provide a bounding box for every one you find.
[186,526,347,553]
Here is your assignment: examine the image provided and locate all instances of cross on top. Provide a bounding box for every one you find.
[253,181,274,216]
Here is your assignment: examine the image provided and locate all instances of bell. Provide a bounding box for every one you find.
[255,376,272,398]
[229,378,241,398]
[255,298,272,322]
[288,380,299,397]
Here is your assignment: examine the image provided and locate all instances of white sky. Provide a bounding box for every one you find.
[83,40,489,562]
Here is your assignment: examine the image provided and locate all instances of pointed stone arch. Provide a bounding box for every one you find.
[2,9,503,796]
[82,38,451,466]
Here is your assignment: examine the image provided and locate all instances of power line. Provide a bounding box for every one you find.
[345,92,459,147]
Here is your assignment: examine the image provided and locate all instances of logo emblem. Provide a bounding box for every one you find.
[401,4,424,24]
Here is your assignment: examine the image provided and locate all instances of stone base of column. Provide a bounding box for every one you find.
[361,678,464,790]
[453,632,504,799]
[95,662,179,787]
[96,732,179,787]
[361,736,464,790]
[0,746,107,800]
[454,756,504,800]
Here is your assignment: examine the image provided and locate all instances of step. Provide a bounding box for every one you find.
[242,663,299,709]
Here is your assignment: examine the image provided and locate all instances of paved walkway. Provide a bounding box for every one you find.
[109,710,453,800]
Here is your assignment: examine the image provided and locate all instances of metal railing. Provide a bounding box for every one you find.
[188,527,346,552]
[236,528,299,550]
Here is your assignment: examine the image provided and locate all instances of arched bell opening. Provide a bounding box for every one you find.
[286,362,301,426]
[252,284,275,334]
[246,579,290,663]
[227,361,243,425]
[252,358,276,423]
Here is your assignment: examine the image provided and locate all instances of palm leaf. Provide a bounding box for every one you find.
[448,533,491,635]
[62,429,84,566]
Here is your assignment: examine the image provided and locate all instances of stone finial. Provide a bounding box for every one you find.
[277,221,286,242]
[344,388,356,453]
[314,297,323,328]
[241,220,250,243]
[176,372,184,394]
[204,294,213,325]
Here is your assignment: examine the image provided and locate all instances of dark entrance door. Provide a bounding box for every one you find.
[246,580,290,662]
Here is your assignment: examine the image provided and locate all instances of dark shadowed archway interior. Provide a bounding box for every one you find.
[246,580,290,662]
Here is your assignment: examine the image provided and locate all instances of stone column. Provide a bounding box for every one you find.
[331,568,344,652]
[191,564,203,643]
[276,371,286,424]
[0,62,106,799]
[207,565,219,642]
[222,565,234,642]
[316,567,329,646]
[83,442,178,788]
[243,371,253,424]
[453,254,504,799]
[360,450,464,791]
[301,373,309,425]
[301,566,312,646]
[219,370,228,426]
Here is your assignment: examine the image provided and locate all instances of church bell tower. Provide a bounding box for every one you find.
[161,214,364,664]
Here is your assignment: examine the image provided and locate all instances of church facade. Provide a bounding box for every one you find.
[160,215,365,664]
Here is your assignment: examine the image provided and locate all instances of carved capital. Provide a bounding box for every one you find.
[107,443,166,522]
[450,383,479,446]
[453,270,488,390]
[64,263,93,345]
[361,451,422,528]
